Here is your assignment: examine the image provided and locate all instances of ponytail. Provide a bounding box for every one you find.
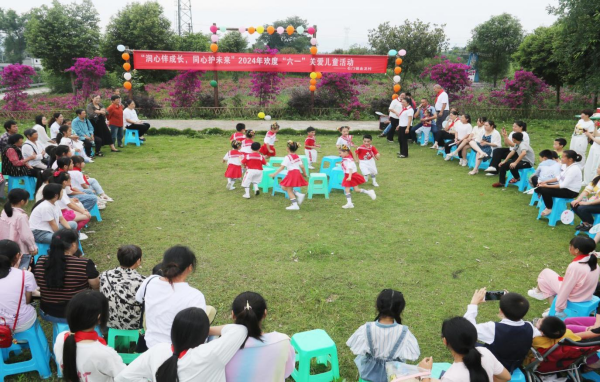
[62,333,78,382]
[442,317,488,382]
[160,246,197,286]
[462,347,488,382]
[44,229,78,288]
[232,292,267,348]
[4,188,30,217]
[563,150,581,163]
[570,236,598,271]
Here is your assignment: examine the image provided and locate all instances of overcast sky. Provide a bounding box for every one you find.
[13,0,558,52]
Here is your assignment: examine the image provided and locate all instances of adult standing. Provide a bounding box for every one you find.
[386,97,403,143]
[581,109,600,184]
[33,115,55,148]
[433,84,449,131]
[409,98,437,141]
[571,109,595,171]
[71,109,103,158]
[396,98,414,158]
[0,120,18,153]
[123,100,150,141]
[106,95,125,148]
[87,94,119,153]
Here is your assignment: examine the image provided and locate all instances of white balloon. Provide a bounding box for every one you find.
[393,75,401,83]
[117,45,125,52]
[123,72,132,80]
[265,115,272,121]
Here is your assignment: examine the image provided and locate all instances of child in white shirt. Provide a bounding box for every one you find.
[223,140,244,191]
[338,145,376,209]
[259,122,279,159]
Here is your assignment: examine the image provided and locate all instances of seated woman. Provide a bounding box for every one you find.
[33,229,99,323]
[417,317,510,382]
[115,307,247,382]
[29,184,77,244]
[433,110,460,152]
[530,150,561,188]
[1,134,41,190]
[445,114,473,166]
[529,236,600,317]
[225,292,295,381]
[22,128,48,172]
[49,113,63,141]
[54,290,126,381]
[535,150,583,217]
[123,100,151,140]
[572,163,600,232]
[0,189,38,267]
[468,120,502,175]
[485,120,529,175]
[0,239,39,333]
[57,124,92,163]
[451,116,486,165]
[100,245,145,330]
[33,115,56,148]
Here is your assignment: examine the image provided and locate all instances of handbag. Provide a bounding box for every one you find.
[134,275,159,353]
[0,271,25,348]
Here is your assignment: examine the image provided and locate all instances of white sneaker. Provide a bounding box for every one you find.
[286,204,300,210]
[242,194,250,199]
[308,165,315,170]
[528,288,546,301]
[97,204,106,210]
[101,195,114,202]
[366,190,376,200]
[296,193,306,205]
[542,308,550,318]
[484,166,496,172]
[226,183,232,190]
[373,180,379,187]
[485,173,496,176]
[342,203,354,209]
[79,232,88,240]
[444,153,452,161]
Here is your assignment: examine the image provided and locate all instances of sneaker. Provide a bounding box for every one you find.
[230,186,236,190]
[366,190,376,200]
[461,160,468,167]
[542,308,551,318]
[528,288,546,301]
[580,224,592,232]
[101,195,114,202]
[286,204,300,210]
[342,203,354,209]
[373,180,379,187]
[97,204,106,210]
[297,193,306,205]
[485,173,497,176]
[397,155,407,158]
[79,232,88,240]
[484,166,496,172]
[242,194,251,199]
[308,165,315,170]
[420,143,427,147]
[492,182,504,188]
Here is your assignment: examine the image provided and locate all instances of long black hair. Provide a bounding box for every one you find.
[56,125,70,143]
[62,291,109,382]
[515,120,527,131]
[0,240,20,279]
[155,307,209,382]
[3,188,29,217]
[161,246,197,286]
[43,229,78,288]
[31,183,63,213]
[375,289,406,324]
[232,291,266,348]
[563,150,583,163]
[570,236,598,271]
[35,115,46,130]
[49,112,62,128]
[442,317,488,382]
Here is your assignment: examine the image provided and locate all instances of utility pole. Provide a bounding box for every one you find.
[176,0,193,35]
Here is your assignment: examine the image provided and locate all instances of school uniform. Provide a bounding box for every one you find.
[356,145,379,177]
[230,132,245,142]
[304,136,318,165]
[241,152,266,188]
[223,150,244,179]
[341,157,365,187]
[259,131,277,157]
[240,139,254,156]
[336,135,355,158]
[280,154,308,187]
[397,106,414,157]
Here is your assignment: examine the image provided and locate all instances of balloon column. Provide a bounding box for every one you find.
[389,48,407,100]
[118,45,132,91]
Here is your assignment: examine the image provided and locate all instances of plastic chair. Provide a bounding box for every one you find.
[510,368,526,382]
[582,371,600,381]
[328,167,352,193]
[505,167,535,192]
[298,155,310,173]
[530,192,540,207]
[417,131,435,146]
[548,295,600,319]
[124,129,142,146]
[290,329,340,382]
[7,176,36,200]
[271,171,299,198]
[259,166,276,193]
[467,150,476,169]
[0,320,52,380]
[575,213,600,239]
[107,328,140,364]
[319,156,342,177]
[431,362,452,379]
[537,198,575,227]
[307,173,329,199]
[36,242,50,256]
[268,157,284,167]
[89,203,102,222]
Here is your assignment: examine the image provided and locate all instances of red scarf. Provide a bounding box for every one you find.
[171,345,189,359]
[70,166,90,185]
[64,331,106,345]
[398,107,411,118]
[435,89,444,106]
[447,118,457,131]
[559,254,595,281]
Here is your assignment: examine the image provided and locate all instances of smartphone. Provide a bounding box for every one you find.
[485,290,505,301]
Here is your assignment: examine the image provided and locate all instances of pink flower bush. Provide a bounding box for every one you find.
[66,57,107,102]
[249,46,284,107]
[317,73,366,117]
[489,70,549,109]
[168,70,205,108]
[420,58,471,102]
[0,64,36,111]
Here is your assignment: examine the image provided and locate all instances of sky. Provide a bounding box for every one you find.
[12,0,559,52]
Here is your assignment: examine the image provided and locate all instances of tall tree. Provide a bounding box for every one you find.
[219,31,248,53]
[513,25,565,106]
[467,13,524,87]
[255,16,311,53]
[0,9,28,63]
[25,0,99,75]
[368,20,448,80]
[173,32,210,52]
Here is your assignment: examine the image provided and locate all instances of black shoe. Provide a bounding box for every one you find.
[579,224,592,232]
[96,152,104,157]
[255,189,260,196]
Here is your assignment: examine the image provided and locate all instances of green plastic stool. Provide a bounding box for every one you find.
[107,328,140,364]
[269,157,285,167]
[298,155,310,173]
[291,329,340,382]
[308,173,329,199]
[259,166,276,193]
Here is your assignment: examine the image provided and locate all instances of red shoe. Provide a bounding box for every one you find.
[492,182,504,188]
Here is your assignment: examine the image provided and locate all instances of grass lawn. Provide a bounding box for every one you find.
[7,118,589,381]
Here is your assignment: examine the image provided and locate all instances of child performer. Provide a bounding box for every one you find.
[240,130,255,157]
[230,123,246,142]
[259,122,279,159]
[304,127,321,170]
[241,142,266,198]
[270,141,308,211]
[336,126,355,158]
[356,135,381,187]
[223,140,244,190]
[339,145,376,209]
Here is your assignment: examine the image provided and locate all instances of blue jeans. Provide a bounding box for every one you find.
[32,223,77,244]
[88,178,104,195]
[382,123,393,136]
[39,310,68,324]
[70,192,97,211]
[110,125,124,146]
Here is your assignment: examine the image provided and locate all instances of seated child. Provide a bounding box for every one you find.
[230,123,246,142]
[259,122,279,159]
[415,110,433,146]
[304,127,320,170]
[530,150,561,188]
[356,134,380,187]
[223,140,244,191]
[525,316,581,365]
[464,288,534,373]
[554,138,566,160]
[69,156,113,203]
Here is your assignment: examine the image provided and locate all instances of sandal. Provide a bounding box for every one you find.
[509,178,519,184]
[96,152,104,157]
[111,149,121,152]
[468,170,478,175]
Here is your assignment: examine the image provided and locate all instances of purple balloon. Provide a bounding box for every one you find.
[277,26,284,34]
[399,49,407,56]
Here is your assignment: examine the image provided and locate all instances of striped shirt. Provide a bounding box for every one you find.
[34,255,99,318]
[346,321,420,361]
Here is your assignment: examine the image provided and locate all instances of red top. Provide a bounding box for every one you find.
[356,145,379,160]
[242,152,266,170]
[305,137,316,148]
[106,104,124,127]
[230,132,245,142]
[6,148,27,166]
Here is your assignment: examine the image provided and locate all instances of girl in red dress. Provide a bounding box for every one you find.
[259,122,279,159]
[223,140,244,190]
[339,145,376,209]
[270,141,308,210]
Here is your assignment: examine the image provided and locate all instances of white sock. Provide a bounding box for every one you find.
[345,193,352,204]
[244,188,250,196]
[372,176,376,183]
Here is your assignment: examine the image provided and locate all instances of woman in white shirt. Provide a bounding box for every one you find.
[33,115,56,148]
[485,121,529,175]
[22,129,47,170]
[571,109,595,170]
[445,114,473,166]
[581,109,600,185]
[396,97,414,158]
[115,307,248,382]
[418,317,510,382]
[469,120,503,175]
[57,125,92,162]
[29,183,77,243]
[123,100,150,140]
[451,116,486,167]
[536,150,583,216]
[55,290,126,382]
[49,113,64,141]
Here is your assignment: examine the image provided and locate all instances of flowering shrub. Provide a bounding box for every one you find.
[420,58,471,102]
[489,70,549,109]
[317,73,365,117]
[65,57,107,102]
[0,64,36,111]
[168,70,205,108]
[249,46,284,107]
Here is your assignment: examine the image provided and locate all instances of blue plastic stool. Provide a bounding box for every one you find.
[124,129,142,146]
[52,323,103,377]
[328,167,352,193]
[549,295,600,319]
[575,213,600,239]
[307,173,329,199]
[467,150,476,169]
[36,242,50,256]
[505,167,535,192]
[90,203,102,222]
[0,320,52,380]
[537,198,575,227]
[417,131,434,146]
[582,371,600,381]
[268,157,284,167]
[290,329,340,382]
[510,368,526,382]
[298,155,310,173]
[437,139,453,157]
[259,166,276,193]
[319,156,342,177]
[7,176,36,200]
[529,192,540,206]
[271,171,300,198]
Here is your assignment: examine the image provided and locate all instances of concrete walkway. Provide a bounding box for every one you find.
[145,119,381,131]
[0,86,50,98]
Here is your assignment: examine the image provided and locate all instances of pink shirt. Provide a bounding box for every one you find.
[0,208,37,254]
[556,258,600,310]
[0,268,38,332]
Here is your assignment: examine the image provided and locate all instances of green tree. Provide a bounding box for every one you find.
[368,20,448,80]
[255,16,311,52]
[25,0,99,75]
[513,25,565,106]
[0,9,28,63]
[467,13,524,87]
[219,31,248,53]
[173,32,210,52]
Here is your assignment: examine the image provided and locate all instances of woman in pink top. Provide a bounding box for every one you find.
[0,189,37,268]
[529,237,600,316]
[225,292,295,382]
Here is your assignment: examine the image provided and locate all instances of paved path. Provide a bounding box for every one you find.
[0,86,50,98]
[145,119,381,131]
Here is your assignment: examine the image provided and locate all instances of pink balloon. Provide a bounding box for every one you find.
[307,27,315,35]
[277,26,284,34]
[399,49,407,56]
[238,26,246,34]
[211,35,219,43]
[310,38,317,46]
[210,25,218,33]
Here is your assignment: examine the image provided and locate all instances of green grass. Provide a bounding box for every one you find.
[6,119,585,381]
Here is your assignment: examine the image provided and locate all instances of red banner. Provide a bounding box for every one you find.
[131,50,388,73]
